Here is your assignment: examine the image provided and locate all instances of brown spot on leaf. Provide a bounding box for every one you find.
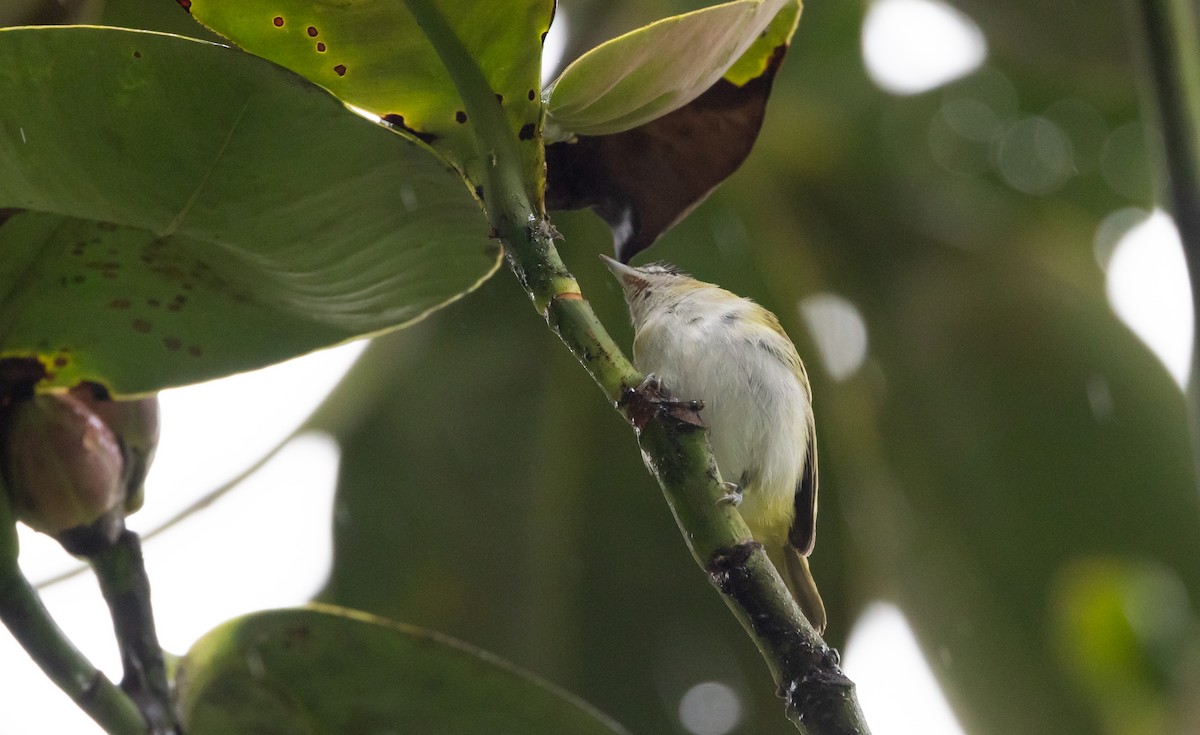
[381,114,440,144]
[108,299,131,310]
[519,123,536,141]
[307,26,318,37]
[528,89,536,101]
[316,42,327,52]
[53,356,68,368]
[132,319,151,334]
[474,185,484,200]
[133,51,142,59]
[188,346,202,358]
[163,337,182,351]
[495,93,504,104]
[334,64,347,76]
[273,16,285,27]
[455,110,468,124]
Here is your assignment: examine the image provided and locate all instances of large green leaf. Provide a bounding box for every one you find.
[181,0,553,198]
[543,0,798,140]
[177,605,630,735]
[0,26,499,395]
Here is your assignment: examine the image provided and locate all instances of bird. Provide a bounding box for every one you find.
[602,255,826,633]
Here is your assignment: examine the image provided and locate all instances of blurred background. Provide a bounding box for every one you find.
[3,0,1200,733]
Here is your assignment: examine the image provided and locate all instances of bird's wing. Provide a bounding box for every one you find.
[788,425,818,556]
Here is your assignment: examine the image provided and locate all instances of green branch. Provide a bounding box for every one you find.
[86,527,179,735]
[0,487,147,735]
[401,5,870,731]
[1126,0,1200,475]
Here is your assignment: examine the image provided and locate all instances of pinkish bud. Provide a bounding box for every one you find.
[1,393,125,534]
[69,384,159,514]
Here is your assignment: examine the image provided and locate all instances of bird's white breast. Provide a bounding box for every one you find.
[633,293,810,545]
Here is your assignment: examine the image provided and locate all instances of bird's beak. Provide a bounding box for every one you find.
[599,254,646,289]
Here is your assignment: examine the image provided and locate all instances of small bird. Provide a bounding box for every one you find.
[603,255,826,633]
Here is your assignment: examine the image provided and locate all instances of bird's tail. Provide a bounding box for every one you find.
[768,545,827,634]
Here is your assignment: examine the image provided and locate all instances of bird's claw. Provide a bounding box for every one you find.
[638,374,704,411]
[718,482,743,507]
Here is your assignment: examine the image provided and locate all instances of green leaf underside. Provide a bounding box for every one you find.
[184,0,553,197]
[543,0,798,140]
[544,2,799,262]
[0,26,500,396]
[178,606,630,735]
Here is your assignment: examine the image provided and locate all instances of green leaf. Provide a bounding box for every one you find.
[181,0,553,197]
[543,0,799,141]
[0,26,500,395]
[177,605,631,735]
[544,1,800,262]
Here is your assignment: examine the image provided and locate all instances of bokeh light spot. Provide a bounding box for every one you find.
[799,293,869,382]
[862,0,987,95]
[844,603,966,735]
[678,681,743,735]
[1104,209,1193,388]
[995,116,1073,195]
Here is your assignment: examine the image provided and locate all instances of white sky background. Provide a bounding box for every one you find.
[3,1,1194,733]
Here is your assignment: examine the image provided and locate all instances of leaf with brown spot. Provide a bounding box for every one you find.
[183,0,554,199]
[547,49,788,263]
[543,1,800,262]
[0,27,501,394]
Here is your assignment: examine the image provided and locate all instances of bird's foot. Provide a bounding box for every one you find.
[620,374,705,430]
[718,482,743,507]
[638,374,704,411]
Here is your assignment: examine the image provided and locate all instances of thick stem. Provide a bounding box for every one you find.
[0,488,146,734]
[87,528,178,735]
[1125,0,1200,476]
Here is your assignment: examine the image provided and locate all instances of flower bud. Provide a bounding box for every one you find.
[69,383,159,514]
[0,393,125,535]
